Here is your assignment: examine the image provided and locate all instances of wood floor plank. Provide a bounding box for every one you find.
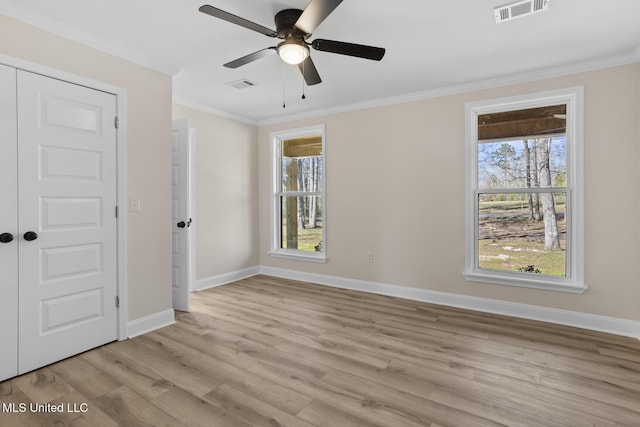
[2,274,639,427]
[180,319,331,380]
[597,343,640,363]
[427,387,568,427]
[322,369,509,427]
[155,321,259,370]
[327,329,542,385]
[93,385,186,427]
[149,385,252,427]
[46,390,120,427]
[11,367,75,404]
[296,400,380,427]
[80,345,173,401]
[50,355,121,400]
[248,360,433,427]
[318,331,477,380]
[472,368,638,426]
[0,384,42,427]
[202,384,316,427]
[108,337,222,398]
[140,331,314,415]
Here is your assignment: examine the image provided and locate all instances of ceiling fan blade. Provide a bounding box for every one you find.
[295,0,343,34]
[224,48,276,68]
[311,39,385,61]
[298,56,322,85]
[199,5,277,37]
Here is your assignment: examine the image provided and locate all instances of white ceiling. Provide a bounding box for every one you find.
[3,0,640,124]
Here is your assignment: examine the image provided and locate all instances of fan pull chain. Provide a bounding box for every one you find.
[301,60,306,100]
[282,62,286,108]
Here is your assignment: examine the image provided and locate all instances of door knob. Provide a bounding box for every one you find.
[0,233,13,244]
[23,231,38,241]
[177,221,186,228]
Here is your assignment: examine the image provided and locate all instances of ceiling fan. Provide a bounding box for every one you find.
[198,0,386,86]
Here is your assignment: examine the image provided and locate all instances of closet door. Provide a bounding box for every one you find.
[0,64,18,382]
[17,70,118,374]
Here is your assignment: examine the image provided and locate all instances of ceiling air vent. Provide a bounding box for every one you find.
[227,79,256,90]
[495,0,549,23]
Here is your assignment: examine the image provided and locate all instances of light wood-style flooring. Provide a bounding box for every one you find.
[1,275,640,426]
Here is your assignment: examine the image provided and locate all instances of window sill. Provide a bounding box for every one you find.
[269,250,328,264]
[463,271,587,294]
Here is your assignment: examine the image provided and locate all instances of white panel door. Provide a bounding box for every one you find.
[171,118,190,312]
[0,64,18,382]
[17,70,118,374]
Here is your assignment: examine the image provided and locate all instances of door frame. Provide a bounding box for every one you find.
[188,128,196,292]
[0,52,129,340]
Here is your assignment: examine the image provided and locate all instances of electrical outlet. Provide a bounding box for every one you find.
[366,251,374,263]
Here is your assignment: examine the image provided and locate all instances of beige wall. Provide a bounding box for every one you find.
[0,15,173,321]
[259,63,640,322]
[172,105,259,280]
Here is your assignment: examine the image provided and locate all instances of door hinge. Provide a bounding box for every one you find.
[114,116,119,129]
[116,296,120,308]
[115,205,119,218]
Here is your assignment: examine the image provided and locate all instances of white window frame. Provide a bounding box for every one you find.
[464,87,586,293]
[269,124,327,263]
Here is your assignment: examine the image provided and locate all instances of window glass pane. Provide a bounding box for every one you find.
[280,196,323,252]
[478,192,566,276]
[478,137,566,190]
[281,156,323,192]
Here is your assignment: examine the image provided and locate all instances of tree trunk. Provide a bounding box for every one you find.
[531,139,541,220]
[285,158,298,248]
[537,138,561,250]
[523,140,534,220]
[309,157,318,228]
[297,159,306,230]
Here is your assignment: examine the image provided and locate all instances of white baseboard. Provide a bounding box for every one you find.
[194,266,260,292]
[259,266,640,340]
[127,309,176,338]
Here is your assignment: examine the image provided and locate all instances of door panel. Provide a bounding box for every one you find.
[40,146,103,180]
[17,70,118,374]
[41,197,102,230]
[171,119,190,311]
[41,288,104,332]
[41,242,103,280]
[0,64,18,382]
[40,93,102,133]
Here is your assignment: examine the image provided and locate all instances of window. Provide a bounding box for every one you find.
[270,125,326,262]
[464,87,585,293]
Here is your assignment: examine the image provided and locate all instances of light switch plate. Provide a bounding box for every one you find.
[129,197,141,212]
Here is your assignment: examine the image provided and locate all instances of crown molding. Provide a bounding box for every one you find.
[0,3,180,76]
[172,97,258,126]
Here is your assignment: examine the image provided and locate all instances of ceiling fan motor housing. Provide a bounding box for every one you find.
[275,9,308,39]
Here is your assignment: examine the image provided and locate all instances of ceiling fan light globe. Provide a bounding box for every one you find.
[277,41,309,65]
